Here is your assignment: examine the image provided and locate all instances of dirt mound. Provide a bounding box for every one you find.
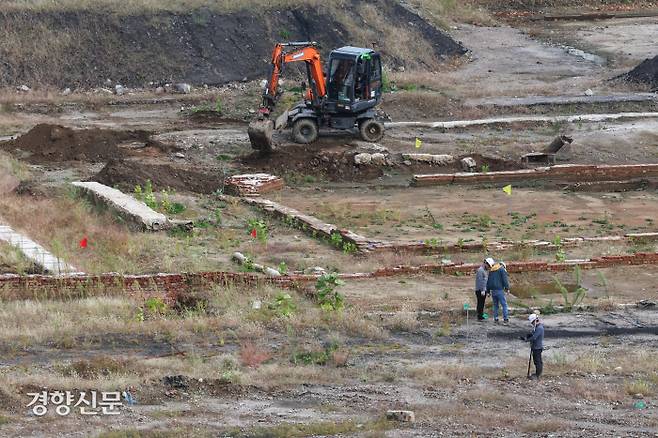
[92,159,224,194]
[1,124,174,163]
[0,1,465,87]
[242,142,384,182]
[621,55,658,90]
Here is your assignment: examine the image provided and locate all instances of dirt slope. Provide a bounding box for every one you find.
[0,1,465,88]
[622,55,658,90]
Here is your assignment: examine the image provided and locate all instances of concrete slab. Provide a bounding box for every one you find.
[0,223,81,275]
[72,181,170,231]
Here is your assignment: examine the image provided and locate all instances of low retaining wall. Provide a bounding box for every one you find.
[367,232,658,255]
[238,196,378,252]
[0,223,80,275]
[387,112,658,130]
[72,181,170,231]
[412,164,658,187]
[2,253,657,301]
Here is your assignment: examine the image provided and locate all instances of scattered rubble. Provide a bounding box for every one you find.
[224,174,284,196]
[460,157,477,172]
[402,153,455,165]
[386,410,415,423]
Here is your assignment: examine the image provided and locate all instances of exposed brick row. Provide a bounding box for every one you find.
[2,253,657,301]
[412,164,658,187]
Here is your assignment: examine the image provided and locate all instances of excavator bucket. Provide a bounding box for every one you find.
[248,119,274,153]
[248,110,289,154]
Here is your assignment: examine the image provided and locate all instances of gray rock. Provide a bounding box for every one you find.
[460,156,477,172]
[386,410,415,422]
[354,153,372,165]
[114,85,125,96]
[154,86,165,95]
[61,87,72,96]
[17,85,30,92]
[584,88,594,96]
[370,153,387,166]
[173,83,192,94]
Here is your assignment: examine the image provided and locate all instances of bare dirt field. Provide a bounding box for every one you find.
[0,1,657,437]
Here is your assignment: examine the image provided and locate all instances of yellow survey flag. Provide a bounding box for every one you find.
[502,185,512,195]
[415,138,422,148]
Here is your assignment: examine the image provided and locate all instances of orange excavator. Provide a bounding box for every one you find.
[248,41,385,153]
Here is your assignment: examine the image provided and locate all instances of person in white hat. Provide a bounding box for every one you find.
[486,258,511,324]
[475,258,494,321]
[520,312,544,379]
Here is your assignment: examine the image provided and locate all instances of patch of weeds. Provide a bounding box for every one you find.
[554,267,587,311]
[625,379,654,396]
[269,292,296,317]
[553,235,566,262]
[316,273,345,312]
[277,261,288,275]
[480,163,490,173]
[292,343,338,366]
[135,296,169,321]
[247,218,268,244]
[239,342,271,368]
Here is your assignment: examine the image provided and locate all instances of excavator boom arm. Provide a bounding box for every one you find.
[261,42,326,112]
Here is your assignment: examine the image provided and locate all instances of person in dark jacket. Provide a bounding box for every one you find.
[486,260,510,324]
[475,257,494,321]
[521,313,544,379]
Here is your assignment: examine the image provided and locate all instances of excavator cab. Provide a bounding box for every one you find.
[248,43,385,153]
[325,47,383,111]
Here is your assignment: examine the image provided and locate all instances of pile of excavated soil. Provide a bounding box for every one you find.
[1,124,176,163]
[622,55,658,90]
[242,142,384,182]
[92,159,224,194]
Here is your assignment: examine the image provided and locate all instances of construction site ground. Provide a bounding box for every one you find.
[0,3,657,437]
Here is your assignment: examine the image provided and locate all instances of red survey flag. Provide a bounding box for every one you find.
[79,237,88,248]
[250,228,257,238]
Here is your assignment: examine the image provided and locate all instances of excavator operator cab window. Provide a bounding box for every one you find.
[328,58,355,103]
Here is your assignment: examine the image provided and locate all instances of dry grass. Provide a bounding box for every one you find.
[0,193,243,274]
[409,0,497,28]
[0,0,346,14]
[407,362,499,387]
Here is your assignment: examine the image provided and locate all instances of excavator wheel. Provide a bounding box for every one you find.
[291,118,319,144]
[359,119,385,142]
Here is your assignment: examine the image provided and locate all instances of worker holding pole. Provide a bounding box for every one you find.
[521,313,544,380]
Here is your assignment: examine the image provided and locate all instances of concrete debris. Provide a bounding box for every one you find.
[460,156,477,172]
[584,88,594,96]
[114,84,125,96]
[386,410,415,422]
[61,87,72,96]
[72,181,170,231]
[352,141,389,154]
[232,252,281,277]
[17,85,30,92]
[155,86,165,94]
[224,173,284,196]
[173,83,192,94]
[402,153,455,165]
[370,153,387,166]
[0,222,81,275]
[354,153,372,165]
